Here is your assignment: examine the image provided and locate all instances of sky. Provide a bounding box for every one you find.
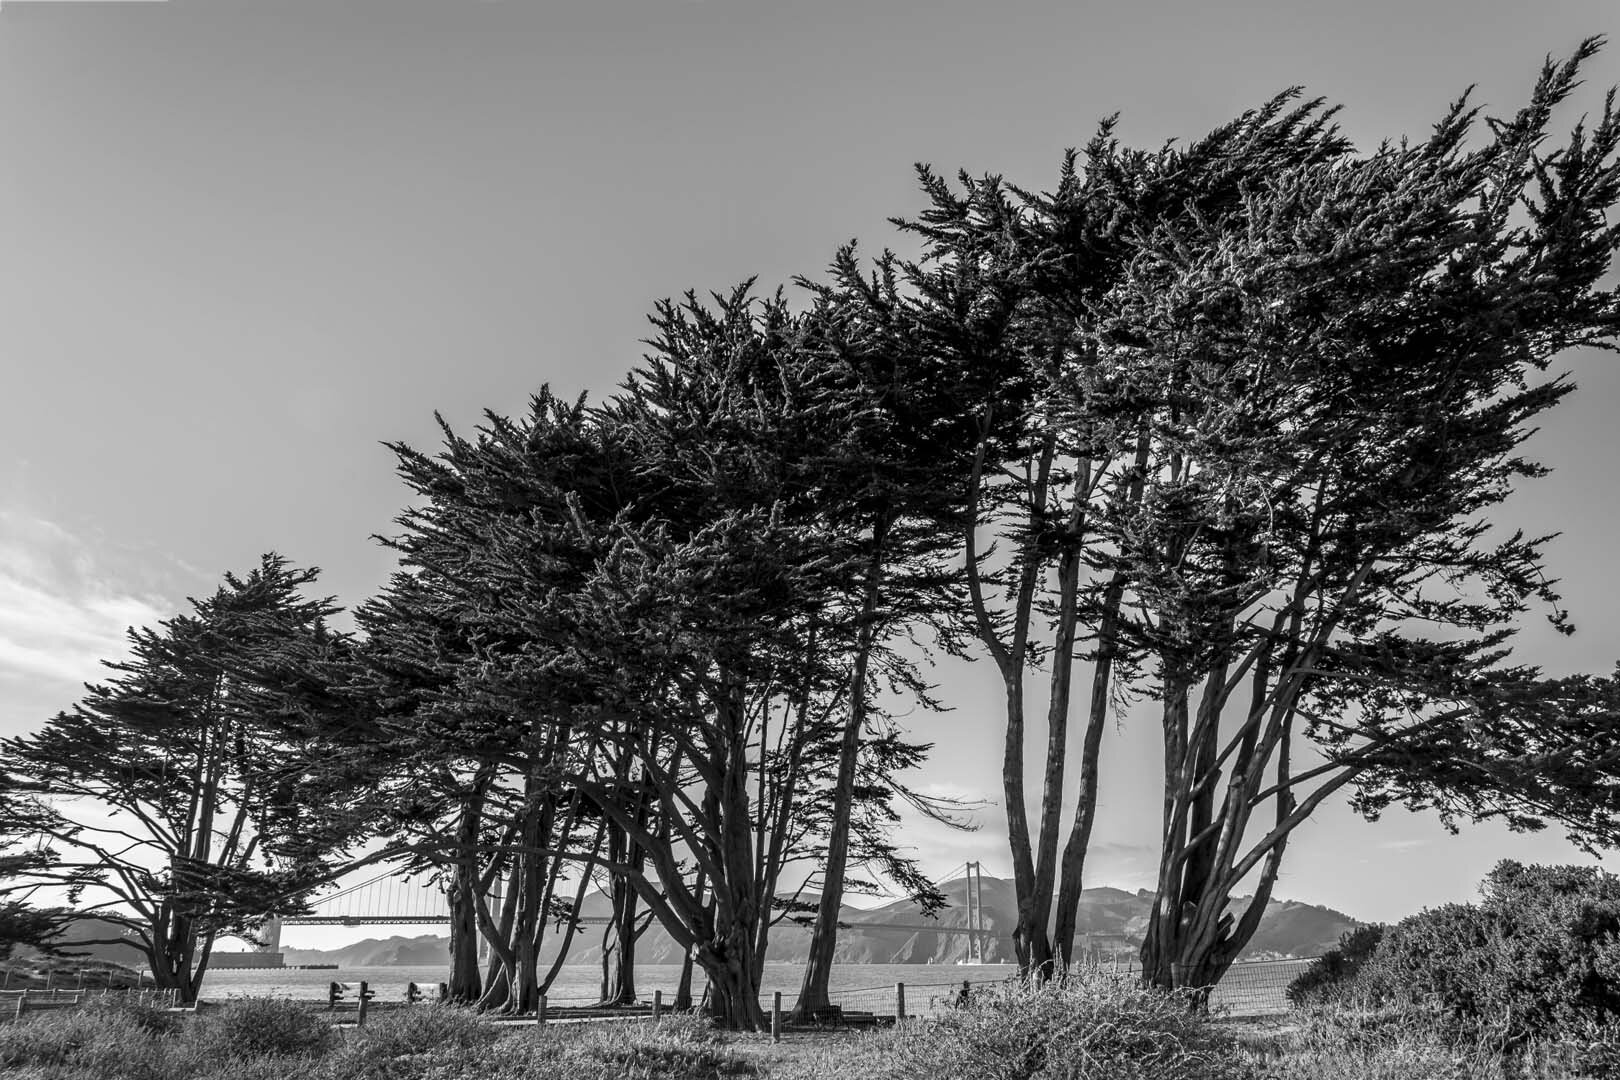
[3,0,1620,950]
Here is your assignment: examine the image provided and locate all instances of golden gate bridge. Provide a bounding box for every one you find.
[247,861,998,955]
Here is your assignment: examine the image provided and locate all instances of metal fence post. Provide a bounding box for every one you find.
[771,991,782,1043]
[895,982,906,1021]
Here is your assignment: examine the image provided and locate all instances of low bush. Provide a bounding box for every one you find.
[318,1004,502,1079]
[876,970,1256,1080]
[0,1003,170,1079]
[568,1014,757,1078]
[1258,993,1620,1080]
[182,996,338,1061]
[316,1013,759,1080]
[1355,861,1620,1045]
[351,1003,498,1055]
[1287,923,1384,1006]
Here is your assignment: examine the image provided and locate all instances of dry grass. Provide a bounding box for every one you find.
[0,978,1614,1079]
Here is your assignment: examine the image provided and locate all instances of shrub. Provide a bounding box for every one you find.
[183,996,338,1060]
[0,1004,169,1079]
[351,1004,497,1056]
[315,1015,757,1080]
[555,1016,757,1079]
[92,993,186,1036]
[876,970,1256,1080]
[1287,924,1384,1006]
[319,1004,500,1079]
[1355,861,1620,1045]
[1263,1001,1533,1080]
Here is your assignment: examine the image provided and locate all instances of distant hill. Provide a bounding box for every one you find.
[279,876,1359,967]
[27,917,147,968]
[282,935,447,968]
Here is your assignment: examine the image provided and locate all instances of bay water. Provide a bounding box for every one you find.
[200,961,1022,1011]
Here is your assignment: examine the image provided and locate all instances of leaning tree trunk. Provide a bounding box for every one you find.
[477,865,521,1012]
[966,425,1061,977]
[674,873,707,1011]
[1141,660,1293,1004]
[1053,578,1124,967]
[794,524,887,1018]
[600,786,650,1007]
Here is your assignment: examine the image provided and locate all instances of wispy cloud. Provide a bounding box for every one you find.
[1377,837,1433,852]
[0,509,183,733]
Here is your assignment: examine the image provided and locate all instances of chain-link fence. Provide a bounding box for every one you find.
[1067,956,1315,1017]
[1205,957,1314,1016]
[786,957,1317,1023]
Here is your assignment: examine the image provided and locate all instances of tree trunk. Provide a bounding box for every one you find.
[446,863,483,1003]
[600,818,636,1005]
[477,866,520,1012]
[1053,578,1124,967]
[703,681,768,1031]
[674,872,706,1011]
[1025,533,1087,980]
[1001,669,1052,975]
[147,909,213,1006]
[538,819,603,997]
[699,934,765,1030]
[794,521,888,1018]
[1143,683,1192,990]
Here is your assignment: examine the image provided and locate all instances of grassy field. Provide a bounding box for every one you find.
[0,973,1605,1079]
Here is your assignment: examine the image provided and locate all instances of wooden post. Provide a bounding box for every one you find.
[652,989,663,1021]
[896,982,906,1021]
[13,994,24,1021]
[537,994,547,1025]
[771,991,782,1043]
[357,981,369,1027]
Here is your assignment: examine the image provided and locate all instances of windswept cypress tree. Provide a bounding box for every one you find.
[0,785,66,959]
[849,40,1620,991]
[1103,43,1620,992]
[369,391,624,1015]
[607,284,957,1025]
[0,555,346,1003]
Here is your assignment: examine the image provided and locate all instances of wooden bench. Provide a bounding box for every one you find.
[3,990,86,1019]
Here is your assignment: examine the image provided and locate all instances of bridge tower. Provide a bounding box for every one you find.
[963,861,985,963]
[258,914,282,953]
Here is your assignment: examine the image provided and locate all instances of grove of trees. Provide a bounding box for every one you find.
[3,42,1620,1028]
